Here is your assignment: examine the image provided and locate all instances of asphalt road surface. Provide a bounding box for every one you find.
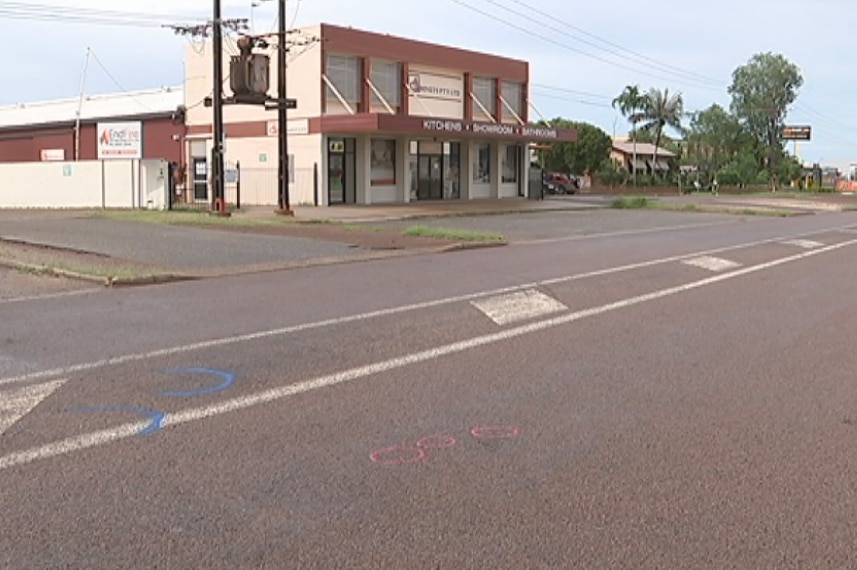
[3,210,857,569]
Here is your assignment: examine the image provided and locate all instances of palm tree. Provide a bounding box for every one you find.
[611,85,645,126]
[612,85,647,184]
[639,88,685,172]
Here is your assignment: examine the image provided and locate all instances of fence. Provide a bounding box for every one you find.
[170,163,319,210]
[0,159,168,209]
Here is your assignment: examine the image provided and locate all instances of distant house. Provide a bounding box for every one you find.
[611,141,676,175]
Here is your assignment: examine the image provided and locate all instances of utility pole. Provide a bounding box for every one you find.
[74,47,91,161]
[276,0,292,214]
[211,0,226,213]
[165,15,247,214]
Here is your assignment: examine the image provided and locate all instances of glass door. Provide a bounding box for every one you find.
[192,157,208,202]
[417,154,443,200]
[327,138,356,205]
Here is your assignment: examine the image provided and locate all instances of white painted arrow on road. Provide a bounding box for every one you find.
[0,380,65,434]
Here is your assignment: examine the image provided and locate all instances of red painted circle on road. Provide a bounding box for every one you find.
[416,435,457,449]
[369,446,426,465]
[471,426,521,439]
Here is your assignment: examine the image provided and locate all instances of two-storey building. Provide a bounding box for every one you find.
[184,23,577,206]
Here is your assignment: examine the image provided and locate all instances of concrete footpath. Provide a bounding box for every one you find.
[0,197,603,286]
[0,192,852,288]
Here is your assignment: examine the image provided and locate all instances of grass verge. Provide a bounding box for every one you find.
[95,210,298,227]
[610,196,794,217]
[403,225,506,242]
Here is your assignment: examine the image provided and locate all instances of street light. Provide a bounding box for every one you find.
[250,0,272,33]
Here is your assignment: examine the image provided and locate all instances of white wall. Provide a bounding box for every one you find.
[0,159,167,209]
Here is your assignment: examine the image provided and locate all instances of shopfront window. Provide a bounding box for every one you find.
[371,60,402,108]
[501,144,519,183]
[326,54,361,105]
[472,77,496,119]
[501,80,524,121]
[370,139,396,186]
[473,143,491,183]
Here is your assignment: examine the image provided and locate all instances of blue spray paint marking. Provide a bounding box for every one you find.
[76,405,167,436]
[160,367,236,397]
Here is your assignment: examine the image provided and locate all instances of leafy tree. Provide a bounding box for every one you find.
[594,161,628,187]
[728,52,803,178]
[686,104,749,178]
[639,87,684,159]
[538,118,611,176]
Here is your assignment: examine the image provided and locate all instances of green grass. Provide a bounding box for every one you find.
[403,225,506,242]
[611,196,651,209]
[609,196,794,217]
[95,210,298,227]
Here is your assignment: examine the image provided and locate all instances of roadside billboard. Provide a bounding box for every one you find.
[97,121,142,159]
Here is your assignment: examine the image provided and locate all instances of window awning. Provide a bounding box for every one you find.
[651,159,670,171]
[631,158,647,170]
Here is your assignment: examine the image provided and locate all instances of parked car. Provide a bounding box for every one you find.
[543,172,579,195]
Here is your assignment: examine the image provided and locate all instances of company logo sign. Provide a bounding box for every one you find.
[407,73,463,102]
[97,121,142,159]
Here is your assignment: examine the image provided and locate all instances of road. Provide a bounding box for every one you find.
[2,209,857,569]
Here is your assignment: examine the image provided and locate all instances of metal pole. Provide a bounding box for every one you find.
[74,47,91,161]
[211,0,226,212]
[632,119,637,187]
[276,0,292,213]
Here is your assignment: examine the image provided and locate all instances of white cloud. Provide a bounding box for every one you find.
[1,0,854,165]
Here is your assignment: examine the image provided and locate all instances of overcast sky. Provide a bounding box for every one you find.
[1,0,854,169]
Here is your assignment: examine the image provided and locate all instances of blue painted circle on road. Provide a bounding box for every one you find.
[160,367,236,397]
[76,405,166,436]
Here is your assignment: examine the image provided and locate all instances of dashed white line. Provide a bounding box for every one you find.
[2,237,855,471]
[781,239,825,249]
[682,256,741,272]
[471,289,567,325]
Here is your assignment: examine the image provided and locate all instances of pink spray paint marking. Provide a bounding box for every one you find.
[369,445,426,466]
[416,435,457,449]
[371,425,521,465]
[470,426,521,439]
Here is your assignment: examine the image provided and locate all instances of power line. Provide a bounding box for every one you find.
[447,0,723,92]
[504,0,724,87]
[0,2,205,27]
[87,49,154,111]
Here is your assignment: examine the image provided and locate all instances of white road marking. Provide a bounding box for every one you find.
[0,226,849,389]
[0,379,65,434]
[471,289,567,325]
[781,239,825,249]
[0,288,102,305]
[2,237,856,471]
[682,256,741,272]
[513,220,737,245]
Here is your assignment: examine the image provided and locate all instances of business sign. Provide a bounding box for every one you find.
[39,149,65,161]
[407,72,463,102]
[97,121,142,159]
[266,118,309,136]
[782,125,811,140]
[419,118,566,141]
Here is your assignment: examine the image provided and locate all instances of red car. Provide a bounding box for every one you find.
[543,172,579,195]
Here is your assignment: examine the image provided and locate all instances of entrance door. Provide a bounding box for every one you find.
[417,154,443,200]
[327,137,356,205]
[192,157,208,202]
